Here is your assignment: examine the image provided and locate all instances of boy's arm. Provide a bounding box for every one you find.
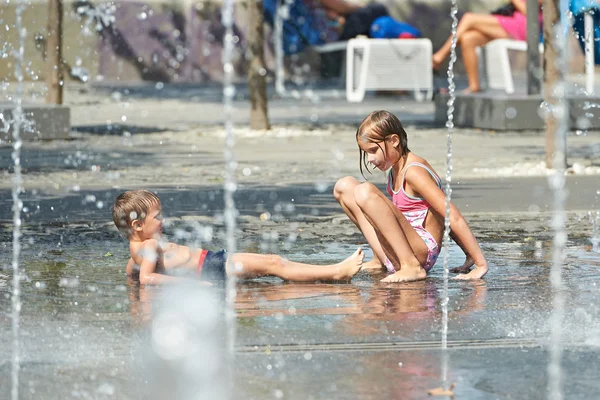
[125,257,137,276]
[406,169,488,280]
[136,239,187,285]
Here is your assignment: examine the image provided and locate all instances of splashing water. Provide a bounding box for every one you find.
[583,101,600,109]
[221,0,237,394]
[73,0,116,34]
[10,0,26,398]
[440,0,459,389]
[547,4,570,399]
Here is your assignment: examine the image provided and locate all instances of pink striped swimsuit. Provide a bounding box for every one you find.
[385,162,441,273]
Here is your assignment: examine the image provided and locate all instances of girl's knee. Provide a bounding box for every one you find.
[353,182,379,208]
[461,12,474,23]
[333,176,359,200]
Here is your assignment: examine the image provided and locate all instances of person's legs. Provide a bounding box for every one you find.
[334,176,387,269]
[460,30,493,92]
[227,248,364,282]
[352,182,429,282]
[340,3,389,40]
[432,12,509,69]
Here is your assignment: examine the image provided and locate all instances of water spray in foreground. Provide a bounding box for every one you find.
[221,0,238,395]
[10,0,26,398]
[440,0,460,393]
[547,3,570,398]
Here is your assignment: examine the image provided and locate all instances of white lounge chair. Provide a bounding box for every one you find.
[345,37,433,102]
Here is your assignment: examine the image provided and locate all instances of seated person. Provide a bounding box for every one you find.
[432,0,543,93]
[264,0,421,55]
[113,189,364,285]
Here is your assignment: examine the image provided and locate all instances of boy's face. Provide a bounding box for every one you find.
[136,204,163,240]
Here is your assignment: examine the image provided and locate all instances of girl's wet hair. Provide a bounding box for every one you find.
[112,189,161,237]
[356,110,410,177]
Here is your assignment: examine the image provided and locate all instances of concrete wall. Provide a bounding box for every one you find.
[0,0,587,84]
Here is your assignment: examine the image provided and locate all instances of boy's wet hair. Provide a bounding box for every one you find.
[112,190,161,238]
[356,110,410,177]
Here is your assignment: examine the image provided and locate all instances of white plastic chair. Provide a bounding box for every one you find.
[478,15,595,95]
[345,37,433,102]
[477,39,541,94]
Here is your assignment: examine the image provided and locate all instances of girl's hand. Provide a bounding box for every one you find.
[454,265,488,280]
[453,263,488,280]
[451,256,488,280]
[450,256,475,274]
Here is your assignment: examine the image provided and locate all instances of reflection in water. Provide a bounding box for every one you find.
[126,277,488,342]
[3,235,600,397]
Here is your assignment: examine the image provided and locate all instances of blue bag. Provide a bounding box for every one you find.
[263,0,325,55]
[570,0,600,64]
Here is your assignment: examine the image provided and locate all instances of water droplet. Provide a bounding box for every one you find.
[505,107,517,119]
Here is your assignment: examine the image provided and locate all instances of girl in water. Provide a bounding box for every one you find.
[334,110,488,282]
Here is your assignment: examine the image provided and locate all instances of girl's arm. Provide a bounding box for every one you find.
[405,168,488,280]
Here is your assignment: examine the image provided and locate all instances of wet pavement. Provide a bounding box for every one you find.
[0,83,600,399]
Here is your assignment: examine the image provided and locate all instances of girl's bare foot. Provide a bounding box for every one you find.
[333,248,364,281]
[461,87,481,94]
[362,258,384,271]
[380,263,426,283]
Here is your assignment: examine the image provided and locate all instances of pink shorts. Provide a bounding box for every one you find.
[495,11,542,42]
[495,11,527,41]
[384,226,440,273]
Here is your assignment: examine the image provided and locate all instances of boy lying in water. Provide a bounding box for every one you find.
[112,190,364,285]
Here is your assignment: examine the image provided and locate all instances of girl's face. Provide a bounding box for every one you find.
[358,135,398,171]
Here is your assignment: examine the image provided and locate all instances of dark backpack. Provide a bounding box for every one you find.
[263,0,325,55]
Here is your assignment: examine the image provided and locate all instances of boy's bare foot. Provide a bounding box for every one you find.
[333,248,364,281]
[362,258,384,271]
[380,264,426,283]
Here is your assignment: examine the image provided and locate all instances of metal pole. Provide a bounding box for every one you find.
[45,0,64,104]
[248,0,270,129]
[585,12,595,94]
[527,0,541,94]
[274,0,286,96]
